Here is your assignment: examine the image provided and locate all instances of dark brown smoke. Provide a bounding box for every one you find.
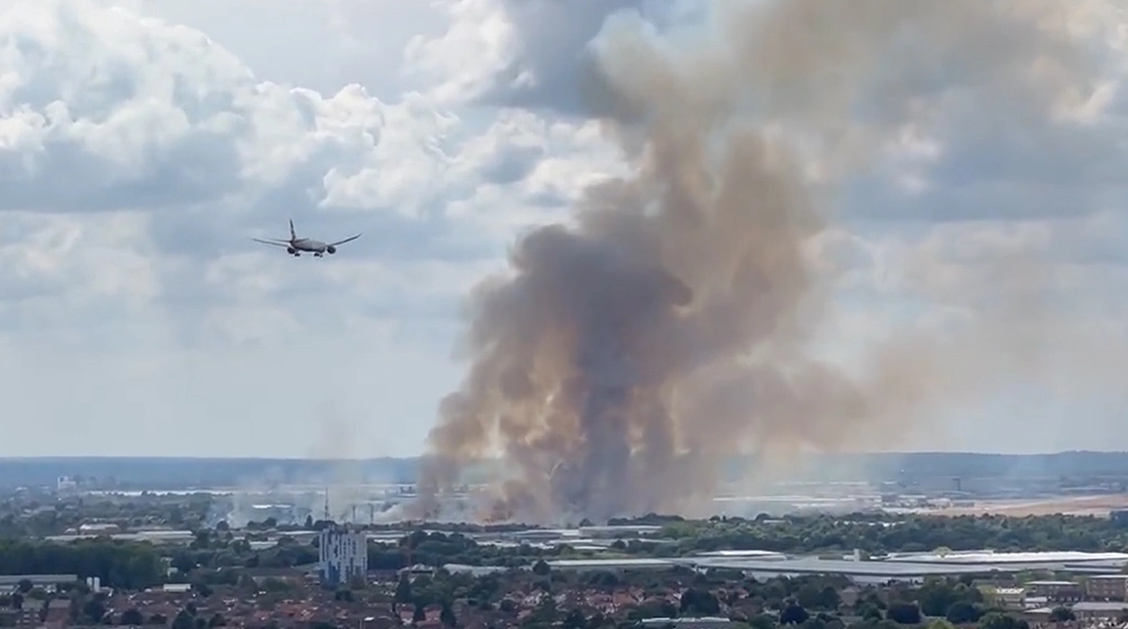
[415,0,1105,523]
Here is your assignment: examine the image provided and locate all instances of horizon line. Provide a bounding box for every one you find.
[1,450,1126,462]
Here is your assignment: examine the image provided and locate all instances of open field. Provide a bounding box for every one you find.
[927,494,1128,517]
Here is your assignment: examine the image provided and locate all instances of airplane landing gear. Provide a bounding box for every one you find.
[293,252,300,257]
[314,252,323,258]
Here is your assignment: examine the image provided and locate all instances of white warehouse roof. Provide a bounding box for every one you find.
[887,551,1128,565]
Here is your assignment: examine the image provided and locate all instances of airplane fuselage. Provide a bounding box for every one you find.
[292,238,328,253]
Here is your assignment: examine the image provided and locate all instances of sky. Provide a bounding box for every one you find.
[0,0,1127,458]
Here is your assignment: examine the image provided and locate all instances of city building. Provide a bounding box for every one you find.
[1024,580,1083,602]
[1087,575,1128,601]
[318,526,368,588]
[986,587,1026,610]
[1072,602,1128,621]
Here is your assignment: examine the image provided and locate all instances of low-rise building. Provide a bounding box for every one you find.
[1024,580,1083,602]
[1072,601,1128,621]
[989,587,1026,610]
[1086,575,1128,601]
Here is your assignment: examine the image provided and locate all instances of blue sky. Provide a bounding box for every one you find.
[0,0,1126,458]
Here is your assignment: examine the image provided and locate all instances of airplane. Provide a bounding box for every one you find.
[250,219,362,258]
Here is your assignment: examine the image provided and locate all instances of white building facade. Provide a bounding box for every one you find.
[318,527,368,587]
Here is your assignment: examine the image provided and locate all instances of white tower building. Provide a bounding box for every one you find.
[318,526,368,587]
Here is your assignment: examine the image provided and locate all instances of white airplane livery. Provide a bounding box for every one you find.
[251,219,362,258]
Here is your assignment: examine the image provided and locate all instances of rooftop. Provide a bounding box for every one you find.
[546,558,676,570]
[1073,602,1128,611]
[693,558,1000,576]
[888,551,1128,565]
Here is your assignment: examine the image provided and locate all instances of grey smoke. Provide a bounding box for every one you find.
[415,0,1115,524]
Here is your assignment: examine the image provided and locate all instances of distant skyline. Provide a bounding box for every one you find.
[1,0,1128,458]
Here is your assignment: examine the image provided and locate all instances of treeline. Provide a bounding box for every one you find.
[171,531,552,577]
[0,539,162,589]
[659,513,1128,554]
[369,530,557,569]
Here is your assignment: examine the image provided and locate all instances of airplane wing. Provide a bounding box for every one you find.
[250,237,291,248]
[329,233,362,247]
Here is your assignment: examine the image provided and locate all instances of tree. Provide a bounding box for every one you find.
[562,609,587,629]
[885,603,921,625]
[680,589,721,616]
[531,597,558,624]
[412,604,426,623]
[781,604,810,625]
[82,599,106,624]
[440,602,457,627]
[1048,607,1075,623]
[857,603,883,621]
[532,560,550,576]
[16,580,31,595]
[945,602,980,625]
[797,585,839,611]
[394,575,413,609]
[749,615,777,629]
[121,609,145,626]
[979,613,1027,629]
[172,610,195,629]
[208,614,226,627]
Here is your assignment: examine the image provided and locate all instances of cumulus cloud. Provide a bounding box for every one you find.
[0,0,1124,460]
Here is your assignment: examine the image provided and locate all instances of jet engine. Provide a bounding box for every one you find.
[326,245,337,254]
[287,247,296,254]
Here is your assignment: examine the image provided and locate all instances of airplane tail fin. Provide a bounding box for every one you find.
[289,219,296,241]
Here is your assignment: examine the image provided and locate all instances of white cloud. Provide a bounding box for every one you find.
[0,0,1124,458]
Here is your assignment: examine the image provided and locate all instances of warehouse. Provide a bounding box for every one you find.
[688,557,999,584]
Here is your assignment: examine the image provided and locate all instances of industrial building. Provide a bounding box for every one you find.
[885,550,1128,572]
[0,575,77,594]
[1024,580,1084,602]
[318,526,368,588]
[546,558,682,572]
[690,557,1001,584]
[539,549,1128,585]
[1086,575,1128,601]
[1070,602,1128,621]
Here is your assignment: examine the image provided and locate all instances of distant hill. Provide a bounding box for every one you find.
[0,456,420,489]
[3,451,1128,490]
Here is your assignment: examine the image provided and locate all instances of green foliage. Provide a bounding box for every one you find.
[394,575,413,605]
[368,531,553,569]
[680,588,721,616]
[121,608,144,625]
[781,603,810,625]
[884,603,921,625]
[914,579,983,617]
[944,601,981,624]
[0,539,162,589]
[659,513,1126,554]
[440,602,457,627]
[978,612,1028,629]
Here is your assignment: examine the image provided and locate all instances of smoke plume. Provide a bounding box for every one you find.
[415,0,1109,523]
